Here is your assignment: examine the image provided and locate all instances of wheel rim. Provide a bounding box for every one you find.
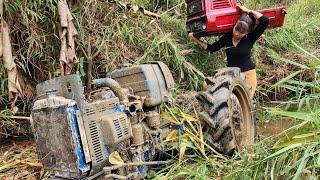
[230,84,254,150]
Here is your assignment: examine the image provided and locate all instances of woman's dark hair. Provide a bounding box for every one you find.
[234,13,256,33]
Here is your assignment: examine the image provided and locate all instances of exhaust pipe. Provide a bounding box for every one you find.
[92,78,129,103]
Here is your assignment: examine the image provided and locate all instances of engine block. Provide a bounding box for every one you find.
[31,62,175,179]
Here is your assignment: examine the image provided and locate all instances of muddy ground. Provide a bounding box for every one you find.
[0,138,43,179]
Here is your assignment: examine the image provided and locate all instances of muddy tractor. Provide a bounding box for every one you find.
[31,61,254,179]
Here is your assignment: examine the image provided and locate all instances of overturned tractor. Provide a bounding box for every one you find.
[31,61,254,179]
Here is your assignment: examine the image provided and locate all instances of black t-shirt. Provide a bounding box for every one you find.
[206,16,269,72]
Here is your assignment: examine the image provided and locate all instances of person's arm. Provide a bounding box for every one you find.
[188,33,208,50]
[238,6,269,41]
[188,33,227,52]
[238,5,263,19]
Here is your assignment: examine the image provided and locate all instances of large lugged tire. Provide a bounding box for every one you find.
[197,67,255,155]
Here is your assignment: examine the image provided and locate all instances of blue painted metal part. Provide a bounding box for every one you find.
[68,105,89,171]
[104,145,110,160]
[137,152,149,175]
[177,124,184,149]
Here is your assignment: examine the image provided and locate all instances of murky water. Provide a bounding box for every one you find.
[258,118,296,137]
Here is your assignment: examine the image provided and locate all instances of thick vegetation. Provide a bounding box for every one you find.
[0,0,319,179]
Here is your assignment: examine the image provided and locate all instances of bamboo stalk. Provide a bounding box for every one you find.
[7,116,32,121]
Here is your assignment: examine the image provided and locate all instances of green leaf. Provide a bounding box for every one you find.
[274,135,320,149]
[292,144,316,180]
[292,132,320,139]
[270,71,302,90]
[268,108,313,121]
[263,143,302,161]
[317,153,320,167]
[267,48,310,69]
[291,40,320,62]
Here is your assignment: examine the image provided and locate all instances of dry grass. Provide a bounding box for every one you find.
[0,139,44,179]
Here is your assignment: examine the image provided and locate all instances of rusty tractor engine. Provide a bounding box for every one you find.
[31,61,255,179]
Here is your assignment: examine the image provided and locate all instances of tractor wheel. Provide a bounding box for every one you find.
[197,67,255,155]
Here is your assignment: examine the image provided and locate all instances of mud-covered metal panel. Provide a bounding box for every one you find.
[151,61,175,90]
[35,74,86,109]
[81,99,119,175]
[108,62,174,107]
[100,112,132,146]
[31,97,89,178]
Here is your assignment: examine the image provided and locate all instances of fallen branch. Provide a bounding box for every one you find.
[181,49,194,56]
[185,61,205,79]
[0,119,32,138]
[112,0,160,18]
